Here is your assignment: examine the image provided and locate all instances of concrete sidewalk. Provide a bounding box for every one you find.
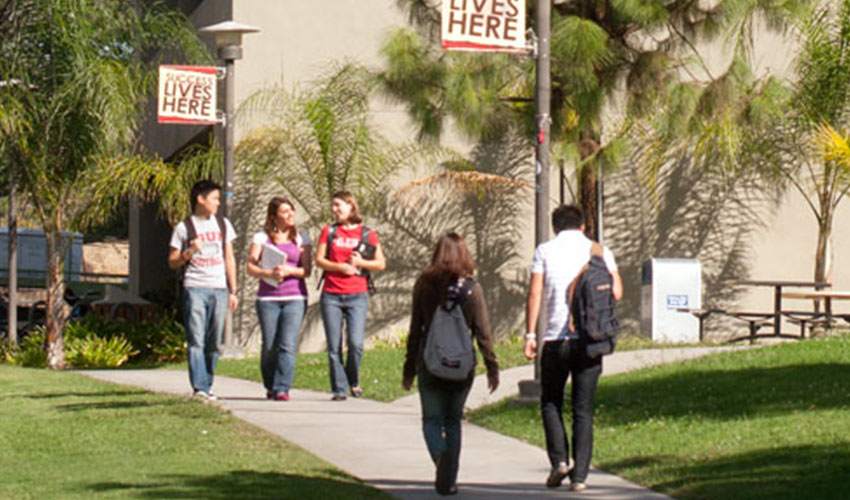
[79,346,740,500]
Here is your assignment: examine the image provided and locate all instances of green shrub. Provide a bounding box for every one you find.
[150,322,187,363]
[65,334,137,368]
[12,328,48,368]
[63,314,186,364]
[0,338,17,364]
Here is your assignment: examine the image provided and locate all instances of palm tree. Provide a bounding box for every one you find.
[752,1,850,289]
[378,0,810,240]
[0,0,210,368]
[231,64,450,342]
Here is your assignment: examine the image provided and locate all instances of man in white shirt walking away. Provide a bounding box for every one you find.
[168,180,239,401]
[523,205,623,492]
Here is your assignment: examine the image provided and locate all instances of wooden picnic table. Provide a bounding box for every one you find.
[781,290,850,324]
[736,280,830,338]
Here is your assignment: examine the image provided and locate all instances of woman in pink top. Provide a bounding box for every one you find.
[246,197,311,401]
[316,191,386,400]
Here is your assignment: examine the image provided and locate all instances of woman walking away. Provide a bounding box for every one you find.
[402,233,499,496]
[316,191,386,400]
[246,197,311,401]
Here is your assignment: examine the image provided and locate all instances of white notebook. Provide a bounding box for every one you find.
[260,243,287,287]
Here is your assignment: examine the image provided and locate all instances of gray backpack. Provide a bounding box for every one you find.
[423,279,476,381]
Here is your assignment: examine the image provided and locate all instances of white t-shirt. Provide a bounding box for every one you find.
[531,229,618,341]
[170,215,237,289]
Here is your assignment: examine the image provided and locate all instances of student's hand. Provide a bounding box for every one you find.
[272,265,287,281]
[349,251,364,268]
[487,372,499,393]
[228,293,239,311]
[339,263,358,276]
[190,238,204,253]
[402,375,414,391]
[524,338,537,360]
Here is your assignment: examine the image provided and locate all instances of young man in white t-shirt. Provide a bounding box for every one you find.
[524,205,623,492]
[168,180,238,400]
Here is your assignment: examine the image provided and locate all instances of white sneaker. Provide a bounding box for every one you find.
[193,390,217,401]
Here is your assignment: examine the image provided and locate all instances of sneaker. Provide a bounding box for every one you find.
[193,390,217,402]
[266,391,274,400]
[274,393,290,401]
[331,393,347,401]
[435,451,453,495]
[350,386,363,398]
[569,482,587,492]
[545,459,573,488]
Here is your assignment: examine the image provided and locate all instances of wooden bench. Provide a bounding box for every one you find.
[677,308,777,344]
[676,308,724,342]
[781,310,830,338]
[722,311,776,344]
[782,291,850,332]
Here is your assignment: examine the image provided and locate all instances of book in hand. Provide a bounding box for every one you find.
[260,243,287,287]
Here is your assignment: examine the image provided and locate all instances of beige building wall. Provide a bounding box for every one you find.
[136,1,850,351]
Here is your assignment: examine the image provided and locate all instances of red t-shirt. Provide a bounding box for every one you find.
[319,224,380,294]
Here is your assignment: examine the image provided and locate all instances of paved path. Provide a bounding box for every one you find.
[79,346,741,500]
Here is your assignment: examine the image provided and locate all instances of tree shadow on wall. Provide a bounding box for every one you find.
[369,130,533,340]
[604,149,778,338]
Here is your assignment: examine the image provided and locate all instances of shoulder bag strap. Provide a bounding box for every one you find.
[183,216,196,250]
[317,224,338,290]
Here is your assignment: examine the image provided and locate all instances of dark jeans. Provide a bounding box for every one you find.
[418,370,473,488]
[320,292,368,396]
[540,339,602,483]
[256,299,306,395]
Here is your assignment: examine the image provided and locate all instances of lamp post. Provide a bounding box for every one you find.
[199,21,260,352]
[517,0,551,401]
[199,20,260,218]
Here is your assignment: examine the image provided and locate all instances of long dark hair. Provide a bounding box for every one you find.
[420,233,475,303]
[263,197,297,242]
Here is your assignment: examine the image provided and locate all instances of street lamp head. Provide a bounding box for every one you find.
[199,20,261,60]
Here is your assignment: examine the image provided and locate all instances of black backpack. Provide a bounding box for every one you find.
[423,279,476,381]
[570,243,619,358]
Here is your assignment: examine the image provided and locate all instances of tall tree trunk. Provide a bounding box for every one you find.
[579,162,599,241]
[44,215,66,370]
[813,215,833,314]
[578,138,600,241]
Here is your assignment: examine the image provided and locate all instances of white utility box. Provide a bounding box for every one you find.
[640,258,701,343]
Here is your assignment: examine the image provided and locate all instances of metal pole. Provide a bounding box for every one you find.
[223,57,235,218]
[534,0,551,379]
[518,0,551,400]
[7,182,17,344]
[218,45,240,353]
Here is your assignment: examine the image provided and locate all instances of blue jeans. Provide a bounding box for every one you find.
[418,370,473,487]
[540,339,602,483]
[256,299,306,395]
[320,292,368,395]
[182,287,228,393]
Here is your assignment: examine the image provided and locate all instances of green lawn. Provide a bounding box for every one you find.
[0,366,392,500]
[209,334,532,401]
[467,335,850,500]
[210,333,704,402]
